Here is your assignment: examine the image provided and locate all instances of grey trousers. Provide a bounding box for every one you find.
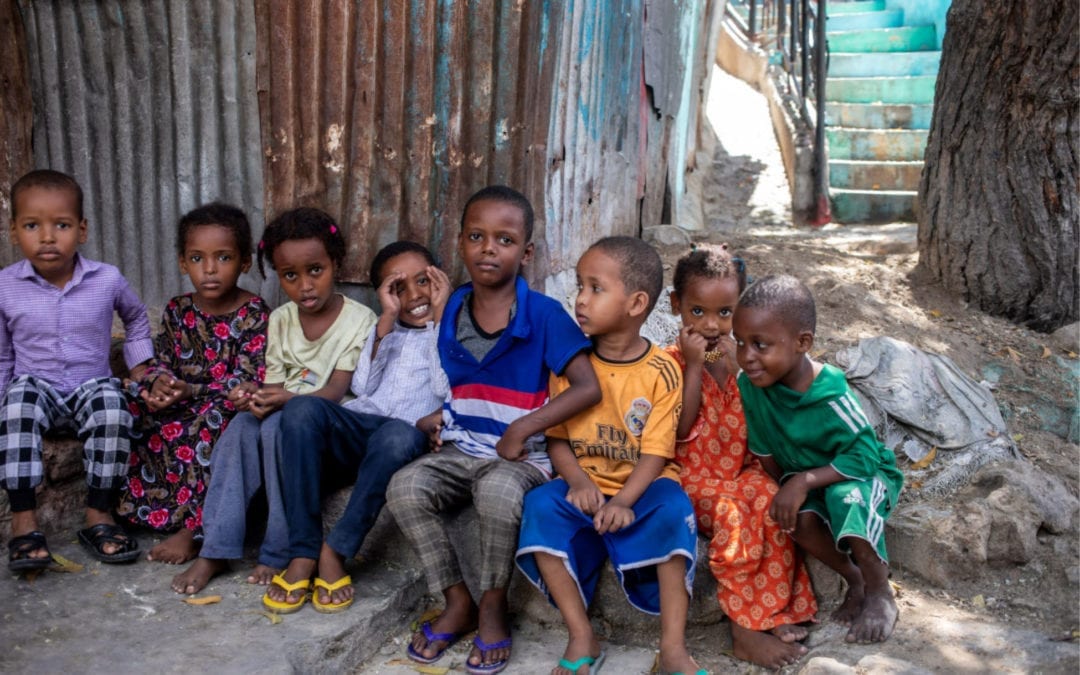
[386,445,546,594]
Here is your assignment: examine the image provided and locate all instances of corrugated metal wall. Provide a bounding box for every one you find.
[12,0,265,307]
[0,0,32,242]
[257,0,564,284]
[8,0,723,302]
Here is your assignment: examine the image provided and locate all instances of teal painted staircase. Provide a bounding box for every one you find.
[824,0,941,223]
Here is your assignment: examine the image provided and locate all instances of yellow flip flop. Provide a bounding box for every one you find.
[262,573,311,614]
[311,575,354,614]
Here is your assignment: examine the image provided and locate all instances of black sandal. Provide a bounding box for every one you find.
[8,530,53,572]
[77,523,140,563]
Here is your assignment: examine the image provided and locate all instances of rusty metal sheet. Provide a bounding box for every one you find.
[0,0,32,255]
[13,0,264,307]
[257,0,560,285]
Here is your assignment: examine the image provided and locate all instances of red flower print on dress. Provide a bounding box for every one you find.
[199,400,213,415]
[210,362,228,381]
[129,477,145,498]
[238,306,248,319]
[147,508,170,528]
[176,486,192,505]
[204,347,218,361]
[213,322,231,340]
[127,401,141,416]
[199,428,212,444]
[257,365,266,382]
[184,516,197,531]
[183,310,197,328]
[196,480,205,494]
[166,471,181,484]
[244,334,266,354]
[161,421,184,442]
[148,434,164,453]
[176,445,195,463]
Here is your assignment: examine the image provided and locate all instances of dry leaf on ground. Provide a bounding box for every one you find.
[183,595,222,606]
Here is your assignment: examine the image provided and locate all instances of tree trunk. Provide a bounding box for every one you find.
[918,0,1079,332]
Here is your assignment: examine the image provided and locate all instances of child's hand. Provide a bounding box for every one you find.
[249,388,291,419]
[593,502,635,534]
[377,270,406,320]
[143,376,192,411]
[769,476,809,534]
[227,382,258,412]
[416,411,444,451]
[426,266,452,321]
[566,481,604,516]
[495,421,528,461]
[678,326,708,367]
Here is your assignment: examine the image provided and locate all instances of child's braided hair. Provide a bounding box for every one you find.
[176,202,253,259]
[257,207,346,278]
[672,243,748,298]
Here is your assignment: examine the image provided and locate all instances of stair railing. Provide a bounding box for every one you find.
[725,0,832,224]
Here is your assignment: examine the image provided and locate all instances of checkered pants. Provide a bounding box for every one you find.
[0,375,132,493]
[386,445,546,594]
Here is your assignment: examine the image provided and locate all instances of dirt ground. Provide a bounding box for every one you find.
[646,66,1080,670]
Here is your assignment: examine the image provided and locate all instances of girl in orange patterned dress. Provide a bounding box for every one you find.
[666,244,817,669]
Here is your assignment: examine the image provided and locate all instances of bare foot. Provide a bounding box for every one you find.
[553,634,603,675]
[265,558,316,605]
[658,641,701,675]
[831,581,864,626]
[467,589,512,671]
[246,563,280,585]
[314,543,353,608]
[732,622,807,669]
[172,557,228,594]
[846,588,898,643]
[409,582,478,661]
[770,623,809,643]
[147,528,199,564]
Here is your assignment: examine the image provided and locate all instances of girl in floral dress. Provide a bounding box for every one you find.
[118,203,269,564]
[667,244,818,670]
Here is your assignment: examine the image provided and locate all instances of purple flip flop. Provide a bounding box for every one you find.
[406,621,465,664]
[465,635,513,675]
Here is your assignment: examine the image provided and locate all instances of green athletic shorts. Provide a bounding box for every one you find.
[800,476,893,563]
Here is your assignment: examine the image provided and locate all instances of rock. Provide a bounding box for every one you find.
[886,459,1079,587]
[798,656,855,674]
[43,435,84,482]
[855,654,932,674]
[642,225,692,248]
[1047,321,1079,353]
[805,556,845,612]
[887,502,993,586]
[969,460,1077,534]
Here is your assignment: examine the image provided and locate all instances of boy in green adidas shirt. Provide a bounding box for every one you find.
[732,275,903,645]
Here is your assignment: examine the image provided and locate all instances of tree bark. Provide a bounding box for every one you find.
[918,0,1078,332]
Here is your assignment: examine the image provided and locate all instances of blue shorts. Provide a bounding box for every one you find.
[515,477,697,615]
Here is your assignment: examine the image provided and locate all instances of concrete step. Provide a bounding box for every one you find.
[826,127,929,161]
[827,25,938,52]
[826,8,904,32]
[830,187,918,223]
[827,0,886,15]
[826,102,934,129]
[827,75,937,104]
[829,50,942,78]
[829,159,924,190]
